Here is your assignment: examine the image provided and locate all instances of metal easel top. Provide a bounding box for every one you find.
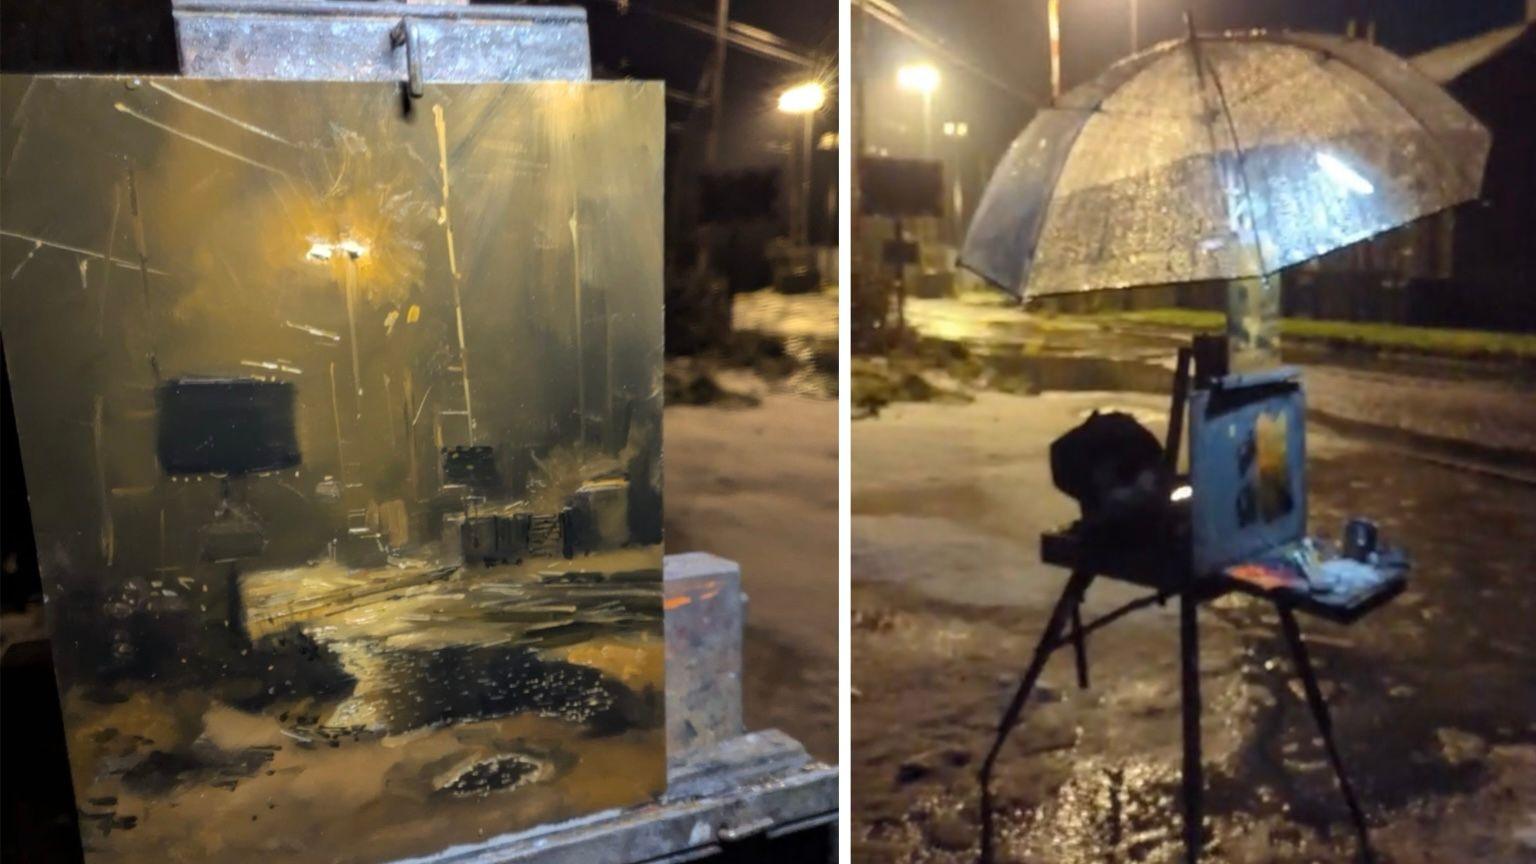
[171,0,592,89]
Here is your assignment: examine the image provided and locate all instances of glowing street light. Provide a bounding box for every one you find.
[305,235,372,411]
[896,63,939,95]
[777,81,826,115]
[897,63,940,157]
[306,238,369,263]
[778,82,827,245]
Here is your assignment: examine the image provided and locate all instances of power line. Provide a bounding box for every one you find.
[854,0,1046,105]
[622,1,818,67]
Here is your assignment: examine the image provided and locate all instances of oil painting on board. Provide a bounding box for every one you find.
[1,75,664,862]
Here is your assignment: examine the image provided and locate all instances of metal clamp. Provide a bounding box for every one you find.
[390,18,423,98]
[717,815,774,842]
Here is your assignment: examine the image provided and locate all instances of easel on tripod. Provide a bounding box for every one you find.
[978,336,1408,864]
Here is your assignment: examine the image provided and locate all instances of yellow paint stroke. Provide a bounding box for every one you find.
[432,103,475,443]
[663,595,691,610]
[569,206,586,442]
[406,303,421,323]
[432,104,458,277]
[561,641,663,691]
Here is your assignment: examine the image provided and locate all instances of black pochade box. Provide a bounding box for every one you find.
[156,377,301,476]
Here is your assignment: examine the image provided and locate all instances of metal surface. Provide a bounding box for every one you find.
[664,552,744,761]
[172,0,591,83]
[2,74,664,863]
[390,17,424,97]
[961,30,1490,299]
[389,729,837,864]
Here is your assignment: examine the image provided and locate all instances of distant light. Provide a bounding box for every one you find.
[897,63,940,95]
[1315,152,1374,195]
[943,121,969,138]
[777,81,826,115]
[336,239,369,260]
[817,131,839,150]
[956,122,968,137]
[942,121,955,136]
[1170,484,1193,502]
[306,242,334,262]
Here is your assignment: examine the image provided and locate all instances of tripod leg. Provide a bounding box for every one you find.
[1278,606,1376,864]
[1071,601,1090,689]
[1180,590,1203,864]
[978,569,1092,864]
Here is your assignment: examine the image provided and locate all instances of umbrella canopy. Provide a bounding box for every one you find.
[961,30,1491,299]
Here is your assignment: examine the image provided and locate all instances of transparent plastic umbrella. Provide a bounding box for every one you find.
[960,30,1491,300]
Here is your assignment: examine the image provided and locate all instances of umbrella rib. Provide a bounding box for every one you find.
[1188,29,1274,280]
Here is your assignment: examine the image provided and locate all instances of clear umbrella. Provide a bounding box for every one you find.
[961,30,1490,301]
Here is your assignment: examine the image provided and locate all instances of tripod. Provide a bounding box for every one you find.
[977,346,1393,864]
[976,571,1377,864]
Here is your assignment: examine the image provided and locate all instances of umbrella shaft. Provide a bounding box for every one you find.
[1225,275,1281,372]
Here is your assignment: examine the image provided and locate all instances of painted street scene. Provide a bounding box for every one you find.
[1,76,666,863]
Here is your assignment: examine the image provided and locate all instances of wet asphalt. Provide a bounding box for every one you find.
[852,302,1536,863]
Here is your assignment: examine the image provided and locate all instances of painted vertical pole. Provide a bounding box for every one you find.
[1225,276,1281,372]
[1048,0,1062,103]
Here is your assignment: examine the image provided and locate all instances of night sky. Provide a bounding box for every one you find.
[579,0,839,170]
[871,0,1527,109]
[858,0,1530,227]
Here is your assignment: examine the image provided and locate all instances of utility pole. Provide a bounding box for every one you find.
[921,90,933,157]
[1048,0,1062,103]
[853,0,864,212]
[1129,0,1139,53]
[707,0,730,164]
[802,111,815,244]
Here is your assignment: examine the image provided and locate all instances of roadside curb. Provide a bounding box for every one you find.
[1092,322,1536,379]
[1307,409,1536,487]
[899,323,1536,484]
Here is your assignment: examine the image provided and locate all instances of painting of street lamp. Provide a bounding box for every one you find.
[0,76,666,863]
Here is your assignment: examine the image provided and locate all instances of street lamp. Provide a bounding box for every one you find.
[777,81,826,246]
[305,236,370,413]
[942,121,970,235]
[896,63,939,157]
